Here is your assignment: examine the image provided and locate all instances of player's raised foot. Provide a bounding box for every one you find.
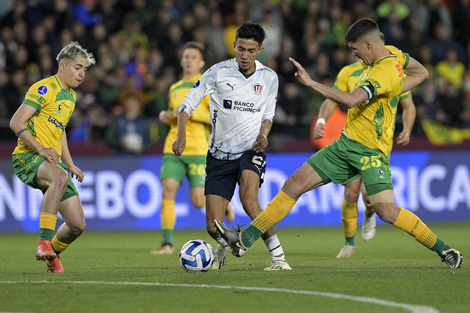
[36,240,56,261]
[336,244,356,258]
[264,260,292,271]
[211,243,229,269]
[213,220,247,257]
[362,213,376,242]
[150,243,175,255]
[47,255,64,273]
[225,203,235,223]
[441,249,463,269]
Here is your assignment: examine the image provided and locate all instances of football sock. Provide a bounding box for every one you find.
[241,190,296,248]
[364,202,375,218]
[161,199,176,244]
[341,201,358,243]
[264,234,286,261]
[345,236,355,246]
[162,229,173,245]
[51,236,70,255]
[393,208,444,250]
[39,212,57,241]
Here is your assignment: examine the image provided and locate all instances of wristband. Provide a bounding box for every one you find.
[16,128,29,137]
[316,118,326,126]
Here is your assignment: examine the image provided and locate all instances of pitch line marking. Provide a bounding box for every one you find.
[0,280,439,313]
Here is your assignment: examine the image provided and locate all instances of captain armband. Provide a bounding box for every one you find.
[360,83,375,105]
[16,128,29,137]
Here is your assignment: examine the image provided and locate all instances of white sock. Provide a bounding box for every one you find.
[264,234,286,262]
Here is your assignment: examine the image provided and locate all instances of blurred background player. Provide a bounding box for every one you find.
[151,41,234,254]
[313,45,416,257]
[173,23,291,271]
[9,41,95,272]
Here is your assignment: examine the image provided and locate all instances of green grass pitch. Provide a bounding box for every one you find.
[1,223,469,313]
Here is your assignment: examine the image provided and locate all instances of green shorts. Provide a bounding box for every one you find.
[12,152,79,201]
[307,134,393,196]
[159,153,206,187]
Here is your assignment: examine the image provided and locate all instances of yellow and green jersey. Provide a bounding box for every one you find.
[342,45,409,156]
[163,73,210,155]
[12,75,76,156]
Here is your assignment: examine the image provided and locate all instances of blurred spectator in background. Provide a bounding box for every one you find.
[413,79,443,136]
[436,46,466,89]
[105,93,153,155]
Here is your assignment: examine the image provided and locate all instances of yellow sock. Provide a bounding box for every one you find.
[52,235,70,254]
[393,208,437,249]
[341,201,358,239]
[364,202,374,216]
[161,199,176,230]
[252,190,296,234]
[39,212,57,230]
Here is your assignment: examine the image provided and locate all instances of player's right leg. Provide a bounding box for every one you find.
[152,154,186,254]
[151,178,179,254]
[238,168,290,270]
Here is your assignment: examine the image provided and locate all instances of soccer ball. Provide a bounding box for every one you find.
[179,239,215,273]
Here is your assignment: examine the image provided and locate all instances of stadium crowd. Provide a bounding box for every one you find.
[1,0,470,151]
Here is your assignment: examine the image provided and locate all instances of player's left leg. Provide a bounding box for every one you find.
[205,194,231,269]
[50,195,86,272]
[370,191,463,269]
[238,169,290,271]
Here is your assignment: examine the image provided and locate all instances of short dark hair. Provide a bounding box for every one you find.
[345,18,380,43]
[236,22,267,46]
[183,41,205,56]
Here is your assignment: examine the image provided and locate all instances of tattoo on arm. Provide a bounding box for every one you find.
[16,128,29,137]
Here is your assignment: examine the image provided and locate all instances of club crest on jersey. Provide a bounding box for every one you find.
[253,84,263,95]
[57,104,63,114]
[37,85,48,95]
[193,80,201,88]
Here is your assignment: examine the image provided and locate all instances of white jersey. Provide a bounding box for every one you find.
[179,58,278,160]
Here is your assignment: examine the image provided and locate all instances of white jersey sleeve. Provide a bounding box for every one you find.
[181,58,278,160]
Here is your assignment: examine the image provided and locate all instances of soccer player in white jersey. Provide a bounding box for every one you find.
[173,22,291,271]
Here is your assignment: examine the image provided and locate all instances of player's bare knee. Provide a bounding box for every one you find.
[344,187,360,204]
[191,199,205,209]
[69,221,86,237]
[53,171,69,192]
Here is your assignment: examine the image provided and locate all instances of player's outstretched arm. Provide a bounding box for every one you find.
[289,57,368,108]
